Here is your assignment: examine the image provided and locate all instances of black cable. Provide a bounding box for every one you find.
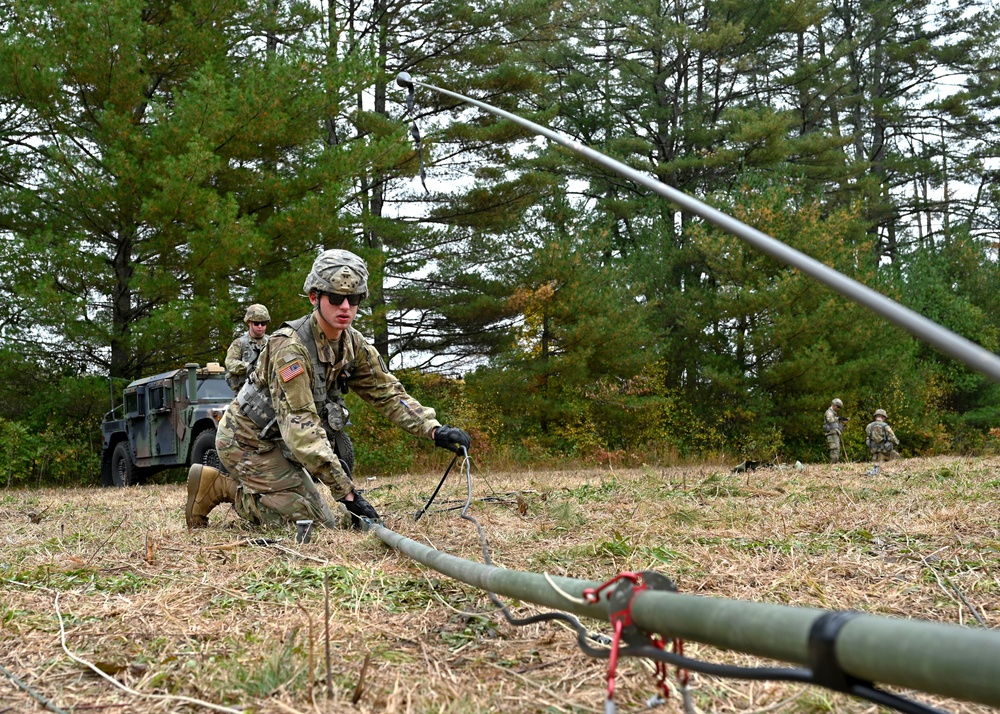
[614,646,949,714]
[447,449,612,648]
[413,451,459,521]
[849,684,951,714]
[0,663,69,714]
[441,451,952,714]
[395,72,428,193]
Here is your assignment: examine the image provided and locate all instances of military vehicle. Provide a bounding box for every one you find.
[100,362,234,487]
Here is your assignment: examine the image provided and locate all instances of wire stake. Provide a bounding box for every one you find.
[600,571,683,711]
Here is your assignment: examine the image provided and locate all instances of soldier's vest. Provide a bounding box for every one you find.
[867,422,888,450]
[236,317,353,444]
[225,334,266,390]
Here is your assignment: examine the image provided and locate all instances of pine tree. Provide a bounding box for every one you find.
[0,0,375,379]
[324,0,564,370]
[465,191,654,452]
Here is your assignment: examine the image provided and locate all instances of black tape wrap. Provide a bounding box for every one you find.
[808,611,868,692]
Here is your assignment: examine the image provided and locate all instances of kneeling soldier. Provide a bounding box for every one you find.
[186,249,471,531]
[865,409,900,462]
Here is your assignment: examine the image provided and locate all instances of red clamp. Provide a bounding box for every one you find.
[583,572,640,606]
[586,571,685,712]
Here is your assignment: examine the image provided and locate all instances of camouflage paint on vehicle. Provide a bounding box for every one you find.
[100,363,234,486]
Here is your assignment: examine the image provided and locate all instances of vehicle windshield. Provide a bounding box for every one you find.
[197,379,234,400]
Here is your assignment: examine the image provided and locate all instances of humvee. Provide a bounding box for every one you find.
[100,362,234,486]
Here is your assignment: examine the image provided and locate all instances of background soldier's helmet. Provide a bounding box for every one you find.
[831,398,843,407]
[244,304,270,324]
[303,249,369,298]
[874,409,887,418]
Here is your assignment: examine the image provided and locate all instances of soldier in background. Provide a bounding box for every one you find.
[866,409,901,462]
[186,249,471,531]
[225,304,270,391]
[823,398,850,463]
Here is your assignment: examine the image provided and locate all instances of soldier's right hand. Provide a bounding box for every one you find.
[339,491,380,529]
[434,425,471,454]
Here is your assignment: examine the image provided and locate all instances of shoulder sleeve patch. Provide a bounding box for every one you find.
[279,359,305,383]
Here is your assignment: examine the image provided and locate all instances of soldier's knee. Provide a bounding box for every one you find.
[257,491,337,529]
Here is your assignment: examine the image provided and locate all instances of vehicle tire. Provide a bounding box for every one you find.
[333,430,355,478]
[191,428,223,471]
[110,442,138,488]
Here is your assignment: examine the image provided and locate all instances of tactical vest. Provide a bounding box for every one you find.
[867,422,888,450]
[236,316,353,443]
[226,334,265,390]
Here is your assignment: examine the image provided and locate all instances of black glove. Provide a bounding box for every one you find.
[840,416,850,422]
[339,491,380,530]
[434,425,471,454]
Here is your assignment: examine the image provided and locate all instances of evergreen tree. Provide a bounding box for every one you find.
[465,192,654,453]
[0,0,374,379]
[326,0,564,370]
[820,0,1000,261]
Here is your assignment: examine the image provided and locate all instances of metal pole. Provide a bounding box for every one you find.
[395,73,1000,383]
[371,522,1000,707]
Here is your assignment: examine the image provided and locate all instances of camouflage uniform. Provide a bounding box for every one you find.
[822,399,846,463]
[216,313,441,528]
[225,304,270,391]
[189,250,466,532]
[225,333,268,390]
[866,410,900,462]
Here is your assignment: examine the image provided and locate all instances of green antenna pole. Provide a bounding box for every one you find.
[394,73,1000,383]
[372,522,1000,707]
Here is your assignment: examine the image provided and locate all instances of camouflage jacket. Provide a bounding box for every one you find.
[223,312,440,499]
[225,332,268,379]
[823,407,844,435]
[865,421,899,451]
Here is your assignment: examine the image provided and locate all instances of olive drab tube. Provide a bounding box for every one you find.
[368,521,1000,708]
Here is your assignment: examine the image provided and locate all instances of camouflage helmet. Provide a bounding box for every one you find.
[831,398,843,408]
[303,249,369,299]
[874,409,887,418]
[244,304,270,323]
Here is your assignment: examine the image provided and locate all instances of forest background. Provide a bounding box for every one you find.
[2,0,1000,486]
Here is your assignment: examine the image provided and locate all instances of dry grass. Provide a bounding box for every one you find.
[1,455,999,713]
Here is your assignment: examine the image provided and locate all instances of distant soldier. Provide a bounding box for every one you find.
[225,304,270,391]
[823,398,850,463]
[866,409,900,462]
[186,249,471,532]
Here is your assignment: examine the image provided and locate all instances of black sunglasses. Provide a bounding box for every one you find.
[325,292,364,307]
[250,321,268,327]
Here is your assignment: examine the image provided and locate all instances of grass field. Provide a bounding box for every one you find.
[2,456,998,713]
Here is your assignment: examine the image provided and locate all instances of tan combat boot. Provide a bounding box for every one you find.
[186,464,238,529]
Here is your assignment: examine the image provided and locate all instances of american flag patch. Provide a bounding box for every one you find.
[279,360,305,383]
